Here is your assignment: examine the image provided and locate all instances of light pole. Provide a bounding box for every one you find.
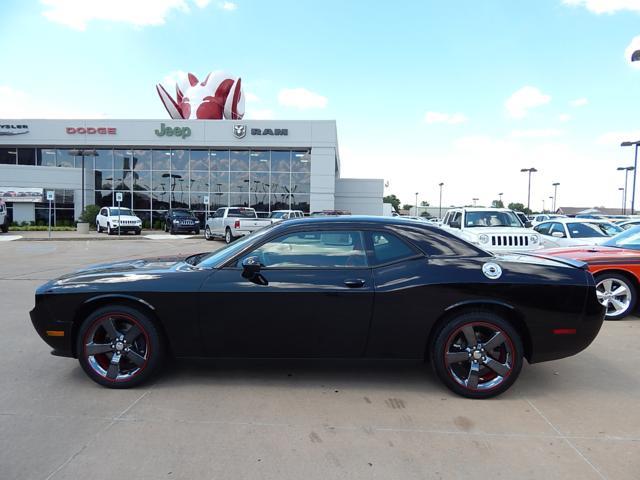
[520,168,537,211]
[542,199,545,213]
[617,166,634,214]
[69,148,97,214]
[472,197,479,206]
[552,182,560,212]
[548,196,553,214]
[498,192,503,206]
[438,183,444,219]
[619,187,626,214]
[621,141,640,214]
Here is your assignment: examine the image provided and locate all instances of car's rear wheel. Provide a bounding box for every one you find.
[431,311,523,399]
[225,227,233,244]
[77,305,164,388]
[595,273,636,320]
[205,226,213,240]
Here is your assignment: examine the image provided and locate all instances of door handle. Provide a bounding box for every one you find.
[344,278,366,288]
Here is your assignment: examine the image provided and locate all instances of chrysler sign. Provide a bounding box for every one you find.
[0,124,29,135]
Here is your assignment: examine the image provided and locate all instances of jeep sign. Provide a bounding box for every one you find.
[155,123,191,139]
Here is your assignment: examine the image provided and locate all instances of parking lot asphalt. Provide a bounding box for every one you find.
[0,237,639,480]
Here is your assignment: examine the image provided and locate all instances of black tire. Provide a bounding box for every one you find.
[96,222,101,233]
[205,226,213,241]
[225,227,234,244]
[107,223,113,235]
[594,272,637,320]
[164,222,169,233]
[430,311,523,399]
[1,222,8,233]
[135,229,141,236]
[194,228,200,235]
[76,305,164,388]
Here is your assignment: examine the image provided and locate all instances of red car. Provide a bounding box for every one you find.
[541,226,640,320]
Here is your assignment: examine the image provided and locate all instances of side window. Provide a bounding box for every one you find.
[214,208,224,218]
[239,230,367,268]
[534,223,552,236]
[368,231,419,265]
[100,208,106,216]
[451,211,461,227]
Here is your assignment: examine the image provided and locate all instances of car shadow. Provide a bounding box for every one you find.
[154,357,444,394]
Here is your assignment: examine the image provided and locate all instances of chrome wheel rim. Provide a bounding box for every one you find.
[83,314,149,382]
[596,278,631,317]
[225,230,231,243]
[205,227,211,239]
[444,322,515,391]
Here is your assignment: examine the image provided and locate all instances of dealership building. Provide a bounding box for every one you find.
[0,119,383,227]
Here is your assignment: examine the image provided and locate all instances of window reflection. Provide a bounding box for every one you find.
[230,150,249,171]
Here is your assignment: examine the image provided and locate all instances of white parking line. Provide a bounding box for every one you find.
[0,235,22,242]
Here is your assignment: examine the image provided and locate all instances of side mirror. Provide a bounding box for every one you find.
[551,231,565,238]
[524,221,532,228]
[241,256,262,278]
[450,220,461,229]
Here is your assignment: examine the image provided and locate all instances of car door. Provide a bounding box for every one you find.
[199,228,374,357]
[533,222,554,247]
[97,208,106,228]
[209,208,224,234]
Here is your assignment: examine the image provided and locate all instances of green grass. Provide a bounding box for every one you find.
[9,226,76,231]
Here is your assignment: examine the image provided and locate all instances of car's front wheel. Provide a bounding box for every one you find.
[205,226,213,241]
[96,222,101,233]
[595,273,636,320]
[106,223,112,235]
[431,311,523,399]
[76,305,164,388]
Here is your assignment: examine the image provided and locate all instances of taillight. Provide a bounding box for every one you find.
[234,220,240,229]
[552,328,577,335]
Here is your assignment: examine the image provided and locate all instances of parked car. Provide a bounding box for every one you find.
[163,209,200,235]
[533,218,623,248]
[204,207,272,243]
[255,211,271,219]
[310,210,351,216]
[95,207,142,235]
[440,207,541,252]
[530,214,565,227]
[30,216,604,398]
[269,210,304,223]
[0,200,8,233]
[617,219,640,230]
[541,226,640,320]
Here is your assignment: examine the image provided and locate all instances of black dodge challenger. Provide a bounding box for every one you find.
[30,216,604,398]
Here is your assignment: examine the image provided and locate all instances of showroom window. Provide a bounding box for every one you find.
[0,148,17,164]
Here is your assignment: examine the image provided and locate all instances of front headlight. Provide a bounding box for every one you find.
[173,219,180,224]
[530,235,539,244]
[479,234,490,244]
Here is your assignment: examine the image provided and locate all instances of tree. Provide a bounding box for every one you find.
[402,204,414,211]
[383,194,401,212]
[507,202,531,215]
[420,200,430,206]
[491,199,504,208]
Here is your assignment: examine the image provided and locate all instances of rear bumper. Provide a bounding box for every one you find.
[30,300,74,358]
[528,279,605,363]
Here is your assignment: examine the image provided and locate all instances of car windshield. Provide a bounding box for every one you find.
[270,212,287,219]
[567,222,622,238]
[196,225,276,268]
[602,226,640,250]
[465,211,522,227]
[109,208,133,216]
[227,208,256,218]
[172,210,193,217]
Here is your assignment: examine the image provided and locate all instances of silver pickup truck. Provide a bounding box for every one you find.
[0,201,8,233]
[204,207,272,243]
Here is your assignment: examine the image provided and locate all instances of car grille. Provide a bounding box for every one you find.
[178,220,195,225]
[118,220,137,225]
[490,235,529,247]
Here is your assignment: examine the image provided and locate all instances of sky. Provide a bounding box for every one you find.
[1,0,640,212]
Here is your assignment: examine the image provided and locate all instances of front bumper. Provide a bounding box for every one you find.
[111,225,141,232]
[30,299,74,358]
[171,223,200,232]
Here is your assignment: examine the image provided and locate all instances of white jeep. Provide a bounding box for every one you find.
[96,206,142,235]
[0,201,8,233]
[440,207,541,252]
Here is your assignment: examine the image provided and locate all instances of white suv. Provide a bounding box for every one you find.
[269,210,304,223]
[96,207,142,235]
[440,207,541,252]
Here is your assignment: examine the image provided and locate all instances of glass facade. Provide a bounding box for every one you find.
[0,147,312,228]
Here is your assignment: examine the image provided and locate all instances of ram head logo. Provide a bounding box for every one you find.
[233,124,246,138]
[156,71,244,120]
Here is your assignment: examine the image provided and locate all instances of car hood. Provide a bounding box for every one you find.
[110,215,140,221]
[462,227,534,235]
[38,255,200,292]
[538,245,640,262]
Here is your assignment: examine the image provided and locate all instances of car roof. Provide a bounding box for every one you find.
[279,215,440,229]
[453,207,514,212]
[539,218,613,224]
